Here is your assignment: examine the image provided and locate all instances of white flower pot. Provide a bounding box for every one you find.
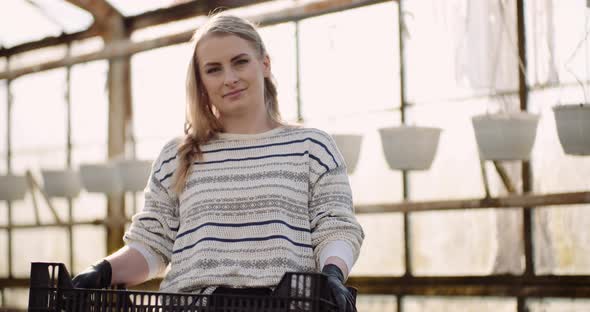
[41,169,82,198]
[553,104,590,155]
[0,174,27,201]
[331,134,363,174]
[472,112,539,161]
[378,126,442,170]
[79,163,123,195]
[115,159,153,192]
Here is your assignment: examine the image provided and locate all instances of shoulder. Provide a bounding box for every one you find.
[151,137,182,180]
[282,126,344,169]
[280,125,336,145]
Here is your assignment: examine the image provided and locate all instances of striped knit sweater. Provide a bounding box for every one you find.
[123,126,364,293]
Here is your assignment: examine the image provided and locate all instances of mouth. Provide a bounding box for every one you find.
[223,88,246,98]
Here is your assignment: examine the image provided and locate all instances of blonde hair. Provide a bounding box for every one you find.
[174,14,282,194]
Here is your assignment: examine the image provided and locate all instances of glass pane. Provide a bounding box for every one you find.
[529,88,590,275]
[528,298,590,312]
[406,100,488,201]
[357,295,397,312]
[27,0,93,33]
[534,205,590,275]
[305,111,404,204]
[72,146,108,221]
[13,228,69,277]
[11,68,67,152]
[259,22,298,122]
[0,231,7,277]
[351,213,404,276]
[0,0,62,48]
[412,208,523,276]
[404,296,516,312]
[0,201,6,226]
[131,44,189,144]
[404,0,519,103]
[3,288,28,310]
[299,2,400,120]
[71,61,108,146]
[11,151,68,225]
[0,80,6,154]
[530,88,590,193]
[73,226,106,274]
[527,0,590,86]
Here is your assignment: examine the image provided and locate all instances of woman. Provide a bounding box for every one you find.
[73,13,364,312]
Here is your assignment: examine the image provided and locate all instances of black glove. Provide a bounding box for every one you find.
[72,260,112,289]
[322,264,356,312]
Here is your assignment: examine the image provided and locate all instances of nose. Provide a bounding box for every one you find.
[224,68,239,86]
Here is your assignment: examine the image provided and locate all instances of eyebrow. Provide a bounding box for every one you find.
[203,53,249,67]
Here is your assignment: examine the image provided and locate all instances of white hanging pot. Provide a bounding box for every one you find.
[41,169,82,198]
[553,104,590,155]
[79,163,123,195]
[331,134,363,174]
[472,112,539,161]
[378,126,442,170]
[115,159,153,192]
[0,174,27,201]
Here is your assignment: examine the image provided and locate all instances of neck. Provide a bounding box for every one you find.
[219,111,278,134]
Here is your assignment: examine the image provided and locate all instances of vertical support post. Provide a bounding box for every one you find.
[295,21,303,123]
[5,57,13,279]
[105,19,132,254]
[516,0,534,278]
[517,0,533,307]
[65,44,75,272]
[397,2,408,312]
[397,0,411,277]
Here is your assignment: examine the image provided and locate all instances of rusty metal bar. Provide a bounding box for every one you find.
[480,160,492,198]
[516,0,534,280]
[356,191,590,214]
[493,161,517,194]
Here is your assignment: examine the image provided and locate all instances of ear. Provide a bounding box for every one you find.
[262,54,271,78]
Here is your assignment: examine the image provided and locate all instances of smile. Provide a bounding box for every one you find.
[223,88,246,98]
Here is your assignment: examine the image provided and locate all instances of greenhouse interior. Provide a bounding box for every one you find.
[1,0,590,311]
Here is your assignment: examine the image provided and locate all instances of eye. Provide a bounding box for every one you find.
[206,67,220,74]
[235,59,249,65]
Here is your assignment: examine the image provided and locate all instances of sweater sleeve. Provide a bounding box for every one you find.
[308,130,364,269]
[123,139,180,266]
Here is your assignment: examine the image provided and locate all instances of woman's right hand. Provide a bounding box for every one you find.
[72,260,112,289]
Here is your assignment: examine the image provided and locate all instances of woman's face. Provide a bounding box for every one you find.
[197,34,270,118]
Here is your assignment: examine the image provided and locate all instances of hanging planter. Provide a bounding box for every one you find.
[331,134,363,174]
[79,163,123,195]
[472,112,540,161]
[41,169,82,198]
[378,126,442,170]
[553,103,590,155]
[115,159,153,192]
[0,174,27,201]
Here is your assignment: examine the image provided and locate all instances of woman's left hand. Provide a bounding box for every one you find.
[322,264,357,312]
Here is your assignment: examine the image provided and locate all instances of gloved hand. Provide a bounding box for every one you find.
[72,259,112,289]
[322,264,356,312]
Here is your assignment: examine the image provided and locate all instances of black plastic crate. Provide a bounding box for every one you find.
[28,262,355,312]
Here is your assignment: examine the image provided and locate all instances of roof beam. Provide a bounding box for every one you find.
[0,0,393,75]
[65,0,123,33]
[127,0,273,31]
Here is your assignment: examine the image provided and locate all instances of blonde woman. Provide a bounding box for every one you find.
[73,13,364,312]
